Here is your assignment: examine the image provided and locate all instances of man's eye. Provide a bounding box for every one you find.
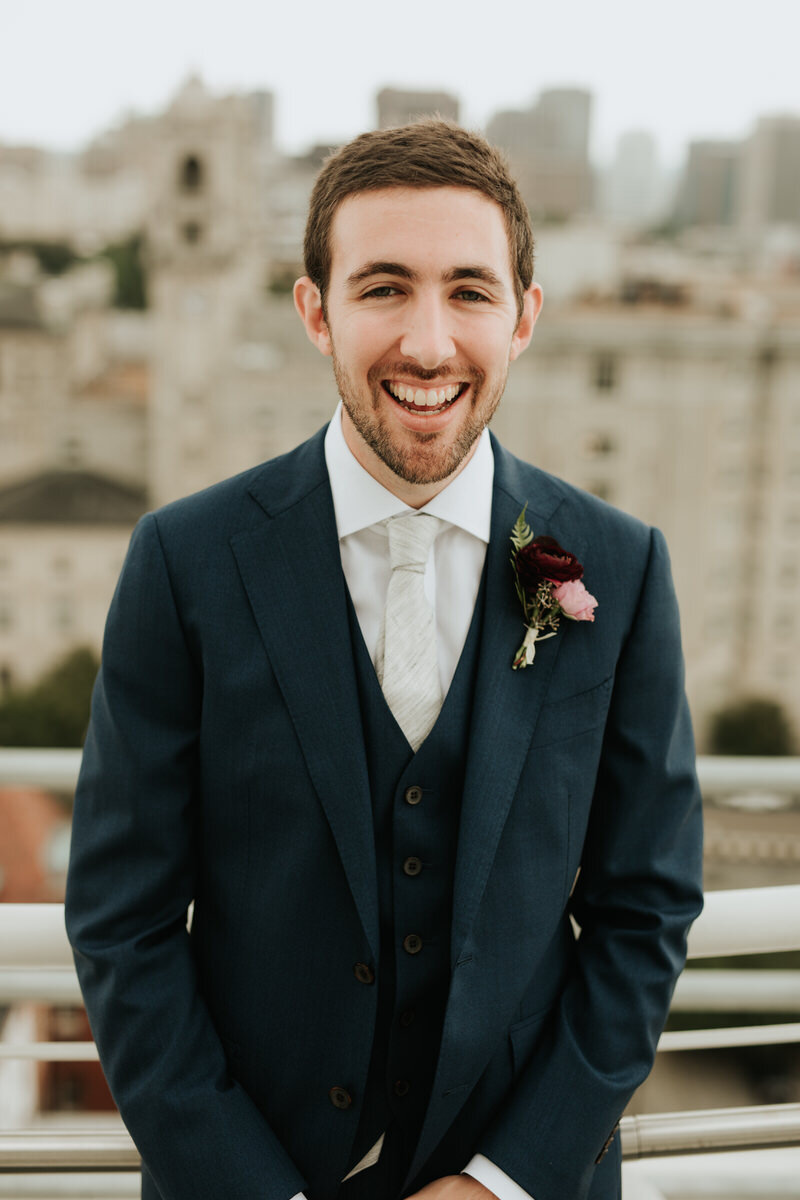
[454,289,488,303]
[363,285,399,299]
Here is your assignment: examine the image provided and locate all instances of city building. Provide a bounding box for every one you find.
[487,87,594,221]
[740,114,800,234]
[600,130,670,229]
[674,140,741,228]
[2,80,800,743]
[376,87,459,129]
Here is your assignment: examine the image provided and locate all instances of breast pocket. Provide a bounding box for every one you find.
[530,675,613,750]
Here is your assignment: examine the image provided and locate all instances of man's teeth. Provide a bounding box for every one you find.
[387,382,462,407]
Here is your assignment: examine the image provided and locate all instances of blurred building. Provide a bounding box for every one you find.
[600,130,668,229]
[0,255,148,687]
[144,76,334,507]
[0,142,147,252]
[740,114,800,233]
[377,87,459,129]
[487,88,593,222]
[0,257,147,485]
[0,476,145,688]
[674,140,742,228]
[490,279,800,742]
[3,79,800,740]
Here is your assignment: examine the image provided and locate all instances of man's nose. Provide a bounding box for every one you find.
[399,297,456,369]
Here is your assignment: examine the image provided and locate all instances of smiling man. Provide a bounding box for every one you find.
[66,122,703,1200]
[294,185,538,502]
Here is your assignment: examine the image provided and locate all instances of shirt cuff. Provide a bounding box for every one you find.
[463,1154,534,1200]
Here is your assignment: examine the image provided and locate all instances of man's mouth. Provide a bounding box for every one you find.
[382,380,468,414]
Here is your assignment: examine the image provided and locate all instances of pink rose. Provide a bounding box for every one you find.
[553,579,598,622]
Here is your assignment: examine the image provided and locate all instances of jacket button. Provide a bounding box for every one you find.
[393,1079,410,1097]
[403,856,423,877]
[403,933,423,954]
[329,1086,353,1110]
[399,1008,415,1028]
[353,962,375,985]
[404,785,423,805]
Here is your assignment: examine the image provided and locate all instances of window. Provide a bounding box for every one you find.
[182,221,202,245]
[585,432,616,457]
[179,154,205,193]
[593,353,616,391]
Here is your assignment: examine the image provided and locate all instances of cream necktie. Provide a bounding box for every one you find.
[377,513,444,751]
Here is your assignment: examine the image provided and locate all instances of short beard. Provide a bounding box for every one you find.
[332,353,506,486]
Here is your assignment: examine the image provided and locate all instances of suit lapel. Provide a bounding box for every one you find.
[450,440,569,965]
[408,444,578,1183]
[229,434,379,961]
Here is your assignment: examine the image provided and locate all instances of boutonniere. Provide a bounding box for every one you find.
[510,507,598,669]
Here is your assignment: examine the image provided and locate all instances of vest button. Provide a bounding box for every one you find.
[399,1008,416,1028]
[403,933,423,955]
[404,785,423,805]
[403,856,423,877]
[353,962,375,984]
[394,1079,411,1097]
[328,1086,353,1110]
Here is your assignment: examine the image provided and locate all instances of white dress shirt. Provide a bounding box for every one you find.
[324,401,492,696]
[285,405,532,1200]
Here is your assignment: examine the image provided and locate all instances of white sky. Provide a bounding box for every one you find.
[1,0,799,167]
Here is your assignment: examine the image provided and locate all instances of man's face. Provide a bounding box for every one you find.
[295,186,541,502]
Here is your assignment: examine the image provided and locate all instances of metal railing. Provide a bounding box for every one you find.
[1,750,800,1176]
[3,748,800,795]
[1,886,799,1168]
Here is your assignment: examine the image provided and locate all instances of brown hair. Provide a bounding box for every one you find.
[303,119,534,318]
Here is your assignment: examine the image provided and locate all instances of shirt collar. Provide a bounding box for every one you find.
[324,402,494,544]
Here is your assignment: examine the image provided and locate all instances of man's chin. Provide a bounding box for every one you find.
[381,437,483,488]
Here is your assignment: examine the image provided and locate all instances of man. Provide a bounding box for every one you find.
[66,121,703,1200]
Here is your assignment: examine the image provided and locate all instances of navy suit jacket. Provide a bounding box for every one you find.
[65,428,703,1200]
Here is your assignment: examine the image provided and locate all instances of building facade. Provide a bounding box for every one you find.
[3,81,800,744]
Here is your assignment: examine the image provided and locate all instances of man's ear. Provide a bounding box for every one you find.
[509,283,543,362]
[293,276,332,357]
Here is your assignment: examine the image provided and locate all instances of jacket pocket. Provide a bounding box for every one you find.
[508,1006,552,1074]
[530,675,613,749]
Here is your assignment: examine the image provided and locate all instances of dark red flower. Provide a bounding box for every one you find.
[515,536,584,592]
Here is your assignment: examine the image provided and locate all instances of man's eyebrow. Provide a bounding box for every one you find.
[345,262,420,287]
[444,266,505,288]
[344,262,507,290]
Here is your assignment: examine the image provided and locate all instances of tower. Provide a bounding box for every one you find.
[145,76,268,506]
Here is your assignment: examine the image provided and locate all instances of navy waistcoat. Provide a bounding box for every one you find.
[343,570,487,1180]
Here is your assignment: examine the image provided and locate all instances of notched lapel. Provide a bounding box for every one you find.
[451,462,571,963]
[412,455,582,1182]
[229,473,379,961]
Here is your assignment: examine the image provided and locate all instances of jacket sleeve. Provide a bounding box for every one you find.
[477,526,704,1200]
[65,513,307,1200]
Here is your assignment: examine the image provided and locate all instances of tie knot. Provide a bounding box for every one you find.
[387,513,443,572]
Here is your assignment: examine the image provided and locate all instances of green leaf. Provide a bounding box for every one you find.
[510,505,533,552]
